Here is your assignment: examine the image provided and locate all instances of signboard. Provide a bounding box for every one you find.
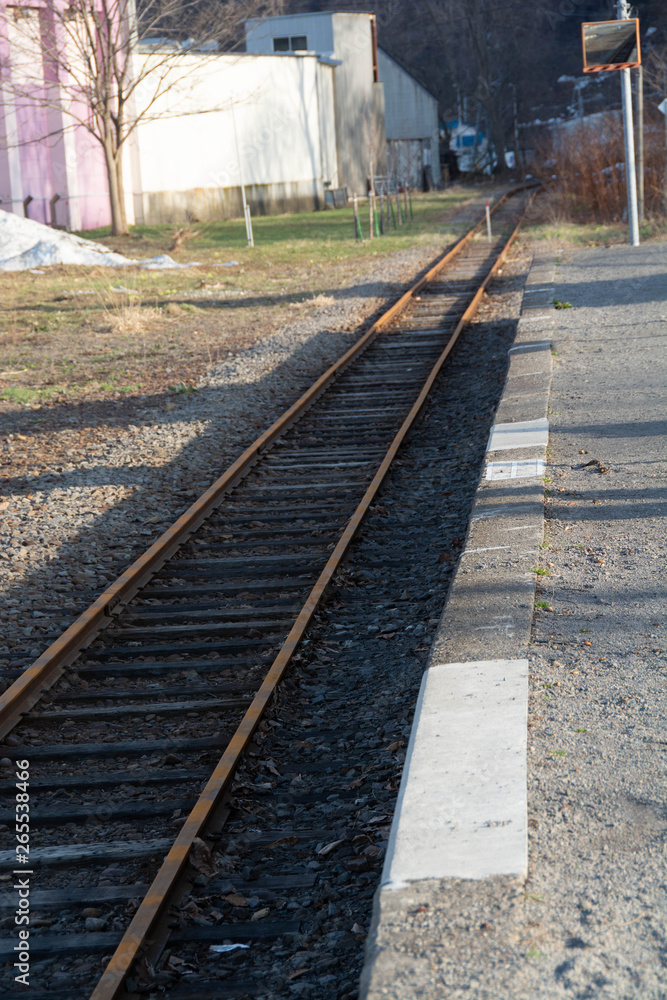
[582,19,640,73]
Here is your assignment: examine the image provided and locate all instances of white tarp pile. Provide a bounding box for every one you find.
[0,210,199,271]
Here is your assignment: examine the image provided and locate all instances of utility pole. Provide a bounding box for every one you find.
[511,83,520,169]
[617,0,640,245]
[664,70,667,216]
[636,63,645,223]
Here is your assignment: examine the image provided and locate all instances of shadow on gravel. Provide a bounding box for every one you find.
[0,310,521,678]
[563,420,666,439]
[0,252,455,442]
[550,500,667,523]
[555,269,667,309]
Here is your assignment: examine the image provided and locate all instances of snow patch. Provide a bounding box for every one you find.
[0,210,200,271]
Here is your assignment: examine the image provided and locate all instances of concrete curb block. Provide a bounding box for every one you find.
[380,658,529,889]
[358,250,557,1000]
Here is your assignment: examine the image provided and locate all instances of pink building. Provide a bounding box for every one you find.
[0,1,111,230]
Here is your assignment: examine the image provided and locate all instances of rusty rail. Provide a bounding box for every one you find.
[0,188,519,741]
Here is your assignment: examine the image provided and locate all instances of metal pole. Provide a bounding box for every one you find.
[636,64,644,224]
[511,83,520,169]
[664,70,667,216]
[485,200,492,242]
[232,95,254,248]
[353,192,362,241]
[617,0,639,245]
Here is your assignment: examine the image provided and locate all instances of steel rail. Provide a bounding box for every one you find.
[87,191,533,1000]
[0,188,520,741]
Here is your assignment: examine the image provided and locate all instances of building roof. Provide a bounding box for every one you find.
[377,47,439,104]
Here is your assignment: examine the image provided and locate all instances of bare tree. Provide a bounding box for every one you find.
[408,0,551,173]
[0,0,281,234]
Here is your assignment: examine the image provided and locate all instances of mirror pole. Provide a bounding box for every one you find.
[617,0,640,245]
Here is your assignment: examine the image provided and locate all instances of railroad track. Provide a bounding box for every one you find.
[0,187,534,999]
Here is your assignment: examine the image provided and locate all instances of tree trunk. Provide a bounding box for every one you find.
[102,137,129,236]
[115,151,128,235]
[485,100,507,174]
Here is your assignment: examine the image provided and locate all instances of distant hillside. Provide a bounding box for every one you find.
[279,0,667,128]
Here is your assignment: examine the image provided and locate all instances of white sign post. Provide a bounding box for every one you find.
[582,10,641,246]
[617,0,640,245]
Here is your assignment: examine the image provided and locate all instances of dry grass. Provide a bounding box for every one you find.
[536,112,666,224]
[102,304,162,335]
[0,188,484,412]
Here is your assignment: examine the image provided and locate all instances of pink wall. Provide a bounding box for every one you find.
[73,119,110,231]
[0,0,111,230]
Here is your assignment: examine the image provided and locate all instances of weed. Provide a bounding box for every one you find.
[553,299,572,310]
[169,382,197,394]
[525,893,544,903]
[535,601,550,609]
[526,947,546,960]
[0,385,37,405]
[575,727,587,734]
[531,567,551,576]
[551,749,567,757]
[580,628,591,633]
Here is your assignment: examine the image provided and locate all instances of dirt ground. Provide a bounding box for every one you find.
[0,186,498,483]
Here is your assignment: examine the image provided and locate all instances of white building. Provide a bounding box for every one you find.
[377,49,440,187]
[246,11,386,196]
[129,51,338,224]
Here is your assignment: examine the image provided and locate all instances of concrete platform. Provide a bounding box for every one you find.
[359,240,667,999]
[359,250,556,999]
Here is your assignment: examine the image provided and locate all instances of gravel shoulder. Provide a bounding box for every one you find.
[360,237,667,1000]
[524,239,667,999]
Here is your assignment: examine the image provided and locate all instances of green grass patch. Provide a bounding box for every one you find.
[77,188,489,273]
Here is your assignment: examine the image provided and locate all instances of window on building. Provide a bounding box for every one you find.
[273,35,308,52]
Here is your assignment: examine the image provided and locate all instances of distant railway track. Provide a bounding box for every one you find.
[0,186,535,1000]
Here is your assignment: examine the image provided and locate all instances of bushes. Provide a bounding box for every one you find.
[536,111,666,223]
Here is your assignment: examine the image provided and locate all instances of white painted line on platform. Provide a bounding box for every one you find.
[509,339,552,353]
[486,459,545,480]
[487,418,549,452]
[462,545,510,555]
[470,502,542,522]
[506,524,542,531]
[381,659,528,888]
[523,286,554,293]
[506,370,547,378]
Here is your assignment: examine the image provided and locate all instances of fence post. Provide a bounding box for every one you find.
[50,193,61,228]
[353,193,363,241]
